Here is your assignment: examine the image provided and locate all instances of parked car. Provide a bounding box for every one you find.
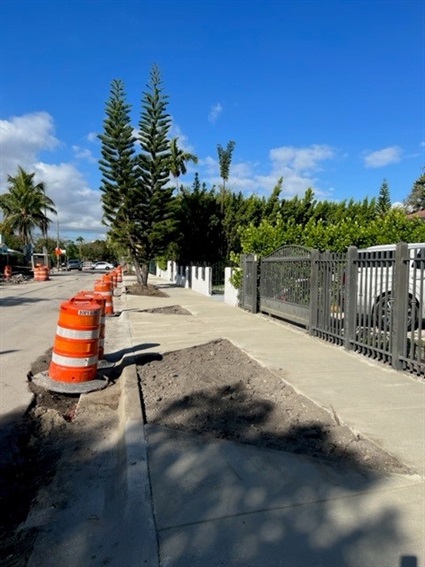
[91,261,114,271]
[81,261,94,271]
[355,243,425,331]
[67,260,82,271]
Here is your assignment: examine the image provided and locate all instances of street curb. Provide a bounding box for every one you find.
[118,293,160,567]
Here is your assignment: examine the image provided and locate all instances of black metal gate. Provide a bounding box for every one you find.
[260,245,313,327]
[240,254,258,313]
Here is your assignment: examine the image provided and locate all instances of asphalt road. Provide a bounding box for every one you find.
[0,271,104,417]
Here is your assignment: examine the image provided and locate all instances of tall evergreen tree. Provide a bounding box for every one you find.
[135,64,175,284]
[404,172,425,212]
[377,178,391,216]
[264,178,283,223]
[98,79,139,270]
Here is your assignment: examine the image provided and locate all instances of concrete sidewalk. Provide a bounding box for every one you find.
[123,276,424,567]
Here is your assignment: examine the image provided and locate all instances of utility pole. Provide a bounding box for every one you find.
[56,219,60,270]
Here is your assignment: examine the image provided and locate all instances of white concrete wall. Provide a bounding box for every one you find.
[191,266,212,296]
[157,262,237,301]
[156,265,167,279]
[156,261,175,281]
[174,265,190,288]
[224,267,240,307]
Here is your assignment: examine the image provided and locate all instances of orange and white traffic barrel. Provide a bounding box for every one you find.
[103,272,116,289]
[94,279,114,316]
[34,265,50,281]
[73,291,106,359]
[116,265,123,283]
[48,299,100,384]
[4,265,12,280]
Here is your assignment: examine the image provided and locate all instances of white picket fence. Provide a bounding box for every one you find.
[155,261,239,307]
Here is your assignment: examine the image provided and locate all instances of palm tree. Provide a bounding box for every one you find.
[217,140,236,213]
[76,235,85,259]
[169,137,198,192]
[0,166,57,246]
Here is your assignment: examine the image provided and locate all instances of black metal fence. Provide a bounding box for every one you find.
[241,254,258,313]
[240,243,425,378]
[260,245,312,327]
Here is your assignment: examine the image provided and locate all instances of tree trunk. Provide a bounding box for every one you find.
[140,263,149,286]
[133,257,143,284]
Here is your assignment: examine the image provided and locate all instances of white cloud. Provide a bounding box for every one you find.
[363,146,403,168]
[263,144,335,197]
[0,112,59,184]
[197,144,335,198]
[270,144,335,173]
[208,103,223,124]
[72,145,97,163]
[0,112,103,237]
[34,162,103,234]
[169,121,196,153]
[86,132,98,143]
[199,156,218,176]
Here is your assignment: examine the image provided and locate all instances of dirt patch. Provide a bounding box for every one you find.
[139,338,411,475]
[139,305,191,315]
[126,283,168,297]
[1,348,120,566]
[0,274,32,286]
[0,378,80,565]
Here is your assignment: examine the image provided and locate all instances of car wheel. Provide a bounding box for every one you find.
[406,297,419,331]
[373,294,393,331]
[373,294,418,332]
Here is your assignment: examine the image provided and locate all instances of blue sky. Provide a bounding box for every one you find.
[1,0,424,241]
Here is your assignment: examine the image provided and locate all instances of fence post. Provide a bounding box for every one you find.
[344,246,358,351]
[251,255,258,313]
[309,250,319,335]
[392,242,409,371]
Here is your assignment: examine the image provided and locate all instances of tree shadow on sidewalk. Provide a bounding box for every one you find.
[139,339,420,566]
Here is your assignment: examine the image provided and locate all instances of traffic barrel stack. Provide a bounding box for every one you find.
[73,291,106,359]
[116,265,123,283]
[94,278,114,316]
[110,270,118,290]
[32,298,109,393]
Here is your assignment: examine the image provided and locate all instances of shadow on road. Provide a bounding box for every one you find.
[0,296,48,307]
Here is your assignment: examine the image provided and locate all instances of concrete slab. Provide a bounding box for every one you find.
[148,425,424,567]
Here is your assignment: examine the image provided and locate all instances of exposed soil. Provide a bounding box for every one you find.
[138,305,191,315]
[126,283,168,297]
[0,352,81,566]
[139,338,411,475]
[0,274,32,285]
